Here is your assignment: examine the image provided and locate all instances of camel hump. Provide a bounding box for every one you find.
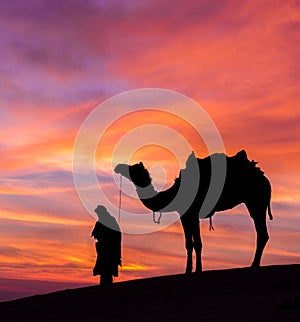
[230,150,265,176]
[185,151,197,168]
[183,150,264,177]
[235,149,248,160]
[230,150,250,165]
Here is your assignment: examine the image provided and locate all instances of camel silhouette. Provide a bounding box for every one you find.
[114,150,273,274]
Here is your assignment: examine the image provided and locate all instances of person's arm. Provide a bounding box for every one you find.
[91,222,101,240]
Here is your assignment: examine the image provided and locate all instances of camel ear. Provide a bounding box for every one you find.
[139,162,144,166]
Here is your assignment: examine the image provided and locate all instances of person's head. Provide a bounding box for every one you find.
[94,205,109,220]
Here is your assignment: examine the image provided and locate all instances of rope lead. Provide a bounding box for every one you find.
[118,174,123,223]
[153,211,162,224]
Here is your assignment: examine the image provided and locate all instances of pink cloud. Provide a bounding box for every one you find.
[0,0,299,299]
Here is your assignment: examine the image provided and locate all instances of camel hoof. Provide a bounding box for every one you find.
[185,268,193,274]
[195,264,202,273]
[250,263,260,268]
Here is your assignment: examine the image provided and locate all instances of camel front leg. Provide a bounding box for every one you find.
[182,216,202,274]
[186,251,193,274]
[185,236,193,274]
[195,251,202,273]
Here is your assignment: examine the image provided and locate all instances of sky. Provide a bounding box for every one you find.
[1,0,300,301]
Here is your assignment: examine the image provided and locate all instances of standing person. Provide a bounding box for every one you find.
[91,205,122,285]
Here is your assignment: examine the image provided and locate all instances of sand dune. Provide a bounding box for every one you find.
[0,265,299,322]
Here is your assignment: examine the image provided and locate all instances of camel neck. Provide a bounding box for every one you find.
[136,184,158,200]
[135,179,180,213]
[135,184,163,212]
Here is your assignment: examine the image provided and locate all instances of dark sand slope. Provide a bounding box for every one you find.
[0,265,299,322]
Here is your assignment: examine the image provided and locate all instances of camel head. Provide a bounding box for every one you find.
[114,162,152,188]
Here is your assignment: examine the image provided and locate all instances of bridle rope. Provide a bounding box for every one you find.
[118,174,162,225]
[152,211,162,224]
[118,174,123,223]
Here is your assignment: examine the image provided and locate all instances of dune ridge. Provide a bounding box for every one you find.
[0,265,299,321]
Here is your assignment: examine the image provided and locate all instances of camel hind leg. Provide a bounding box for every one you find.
[246,203,270,267]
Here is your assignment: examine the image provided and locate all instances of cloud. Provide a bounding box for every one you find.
[0,277,92,301]
[0,0,299,291]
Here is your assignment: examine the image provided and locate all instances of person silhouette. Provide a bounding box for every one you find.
[91,205,122,285]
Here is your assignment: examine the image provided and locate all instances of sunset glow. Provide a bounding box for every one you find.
[1,0,300,301]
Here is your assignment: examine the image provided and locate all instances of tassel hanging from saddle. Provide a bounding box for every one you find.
[209,216,214,231]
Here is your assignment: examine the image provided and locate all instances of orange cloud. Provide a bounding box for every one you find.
[1,0,300,300]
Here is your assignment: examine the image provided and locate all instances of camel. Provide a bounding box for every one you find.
[114,150,273,274]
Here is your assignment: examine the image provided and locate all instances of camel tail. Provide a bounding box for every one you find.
[267,203,273,220]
